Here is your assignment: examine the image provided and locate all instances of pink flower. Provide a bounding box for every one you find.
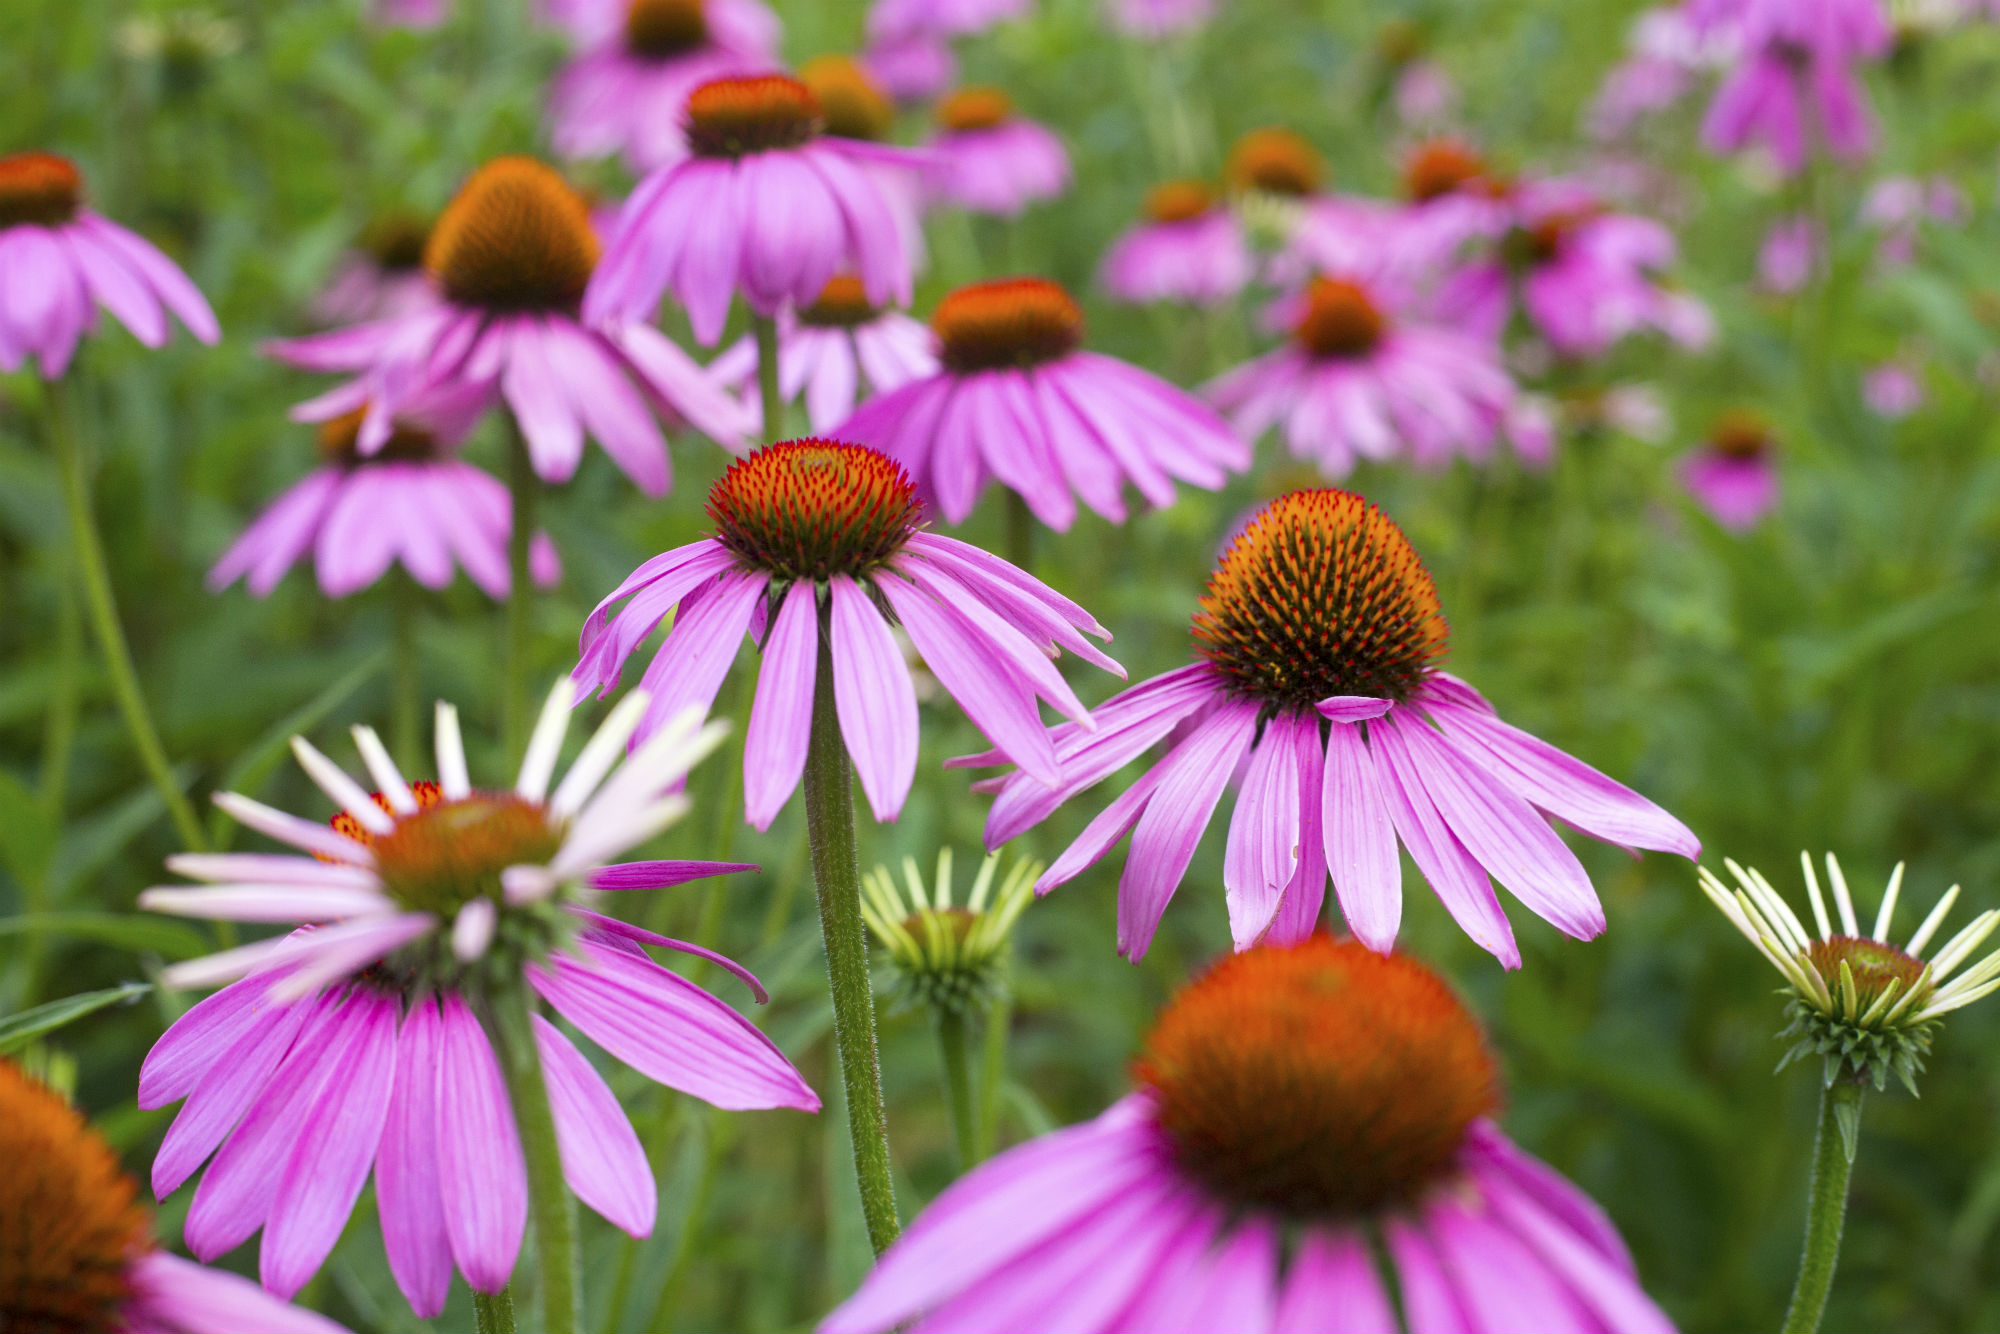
[1757,212,1819,292]
[1681,411,1779,529]
[924,87,1070,217]
[860,30,958,101]
[835,278,1248,530]
[1105,0,1216,38]
[1393,59,1459,127]
[370,0,448,26]
[1861,173,1967,265]
[1099,180,1253,307]
[138,685,816,1315]
[709,275,938,433]
[1864,361,1924,418]
[824,939,1675,1334]
[1206,274,1549,476]
[574,440,1124,825]
[868,0,1029,40]
[1589,5,1735,139]
[270,158,750,497]
[586,75,918,345]
[310,214,438,326]
[547,0,779,172]
[965,490,1697,964]
[1694,0,1891,173]
[0,152,218,378]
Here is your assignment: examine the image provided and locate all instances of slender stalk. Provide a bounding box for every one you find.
[39,559,81,818]
[1004,491,1035,574]
[502,417,538,764]
[936,1010,978,1172]
[390,575,421,772]
[473,1287,517,1334]
[751,312,785,443]
[801,620,901,1255]
[488,983,580,1334]
[975,993,1010,1162]
[1781,1080,1864,1334]
[47,379,206,851]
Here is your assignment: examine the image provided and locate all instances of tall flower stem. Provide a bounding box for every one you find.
[802,622,900,1255]
[975,992,1010,1161]
[502,416,538,763]
[39,558,81,818]
[390,575,421,772]
[936,1010,978,1172]
[1781,1079,1863,1334]
[751,312,785,443]
[47,379,206,852]
[473,1287,517,1334]
[1005,492,1035,574]
[488,982,580,1334]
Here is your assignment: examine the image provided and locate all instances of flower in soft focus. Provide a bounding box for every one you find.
[1099,179,1253,307]
[1681,410,1779,530]
[1223,126,1328,246]
[822,938,1676,1334]
[836,278,1248,530]
[586,76,918,345]
[207,394,563,600]
[860,30,957,102]
[573,440,1124,823]
[1561,382,1673,442]
[547,0,779,172]
[1757,212,1820,293]
[968,489,1697,963]
[370,0,449,27]
[0,1059,351,1334]
[1589,5,1734,140]
[138,684,815,1313]
[1206,273,1551,476]
[1699,853,2000,1092]
[115,7,243,61]
[1104,0,1217,39]
[868,0,1029,40]
[311,211,437,326]
[1860,172,1966,266]
[861,847,1037,1017]
[924,87,1071,217]
[1693,0,1892,173]
[1864,360,1924,418]
[799,56,929,274]
[1393,59,1459,126]
[269,157,750,496]
[708,274,938,434]
[0,152,219,377]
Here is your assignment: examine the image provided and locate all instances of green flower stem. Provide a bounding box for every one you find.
[39,558,81,819]
[1781,1079,1864,1334]
[488,982,580,1334]
[47,379,207,852]
[975,992,1010,1162]
[390,575,421,772]
[936,1009,979,1173]
[802,621,901,1255]
[752,312,785,443]
[502,416,538,764]
[473,1286,517,1334]
[1005,491,1035,574]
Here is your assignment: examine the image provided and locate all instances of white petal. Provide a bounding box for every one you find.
[351,726,417,813]
[453,898,498,961]
[290,736,393,835]
[518,679,578,802]
[548,691,651,819]
[435,701,471,799]
[212,792,376,865]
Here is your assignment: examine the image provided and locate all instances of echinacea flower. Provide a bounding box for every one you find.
[547,0,780,172]
[0,1058,348,1334]
[861,847,1038,1018]
[1757,213,1819,293]
[586,75,918,345]
[836,278,1247,530]
[798,56,929,277]
[1206,273,1550,476]
[1589,5,1735,140]
[1680,410,1779,530]
[1693,0,1891,173]
[310,212,437,326]
[860,30,957,102]
[708,274,938,433]
[1860,172,1966,266]
[0,151,218,377]
[137,684,816,1313]
[1099,180,1253,307]
[207,396,562,600]
[1863,361,1923,418]
[574,439,1123,825]
[924,87,1070,217]
[866,0,1028,40]
[1104,0,1216,37]
[1393,59,1459,126]
[1223,126,1329,246]
[824,937,1676,1334]
[966,489,1697,963]
[270,157,751,496]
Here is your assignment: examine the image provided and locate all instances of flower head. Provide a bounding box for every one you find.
[1695,0,1891,173]
[925,86,1071,217]
[312,212,437,326]
[861,847,1038,1017]
[800,54,898,143]
[1681,409,1779,531]
[1099,179,1253,307]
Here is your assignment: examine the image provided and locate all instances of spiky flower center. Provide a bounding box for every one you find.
[686,76,823,158]
[1138,938,1498,1219]
[623,0,708,57]
[369,792,564,918]
[0,152,83,229]
[798,274,879,328]
[936,86,1013,132]
[1809,936,1925,1011]
[1194,489,1447,710]
[1710,410,1774,460]
[0,1061,150,1334]
[1144,179,1215,224]
[1226,128,1322,198]
[317,407,443,466]
[933,278,1082,374]
[424,158,599,312]
[1294,278,1387,359]
[800,55,895,142]
[708,439,921,582]
[1403,138,1489,203]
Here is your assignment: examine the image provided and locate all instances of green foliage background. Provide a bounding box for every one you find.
[5,0,2000,1330]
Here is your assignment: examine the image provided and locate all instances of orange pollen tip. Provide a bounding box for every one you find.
[327,780,445,851]
[932,277,1082,374]
[1137,938,1498,1219]
[707,439,921,582]
[1709,410,1774,460]
[424,157,599,311]
[361,212,431,270]
[0,1060,151,1334]
[686,76,823,157]
[799,274,879,327]
[1194,489,1447,710]
[316,407,442,466]
[1403,138,1489,203]
[623,0,708,57]
[800,55,896,142]
[0,152,83,228]
[937,86,1014,132]
[1226,128,1322,198]
[1144,179,1215,224]
[371,791,563,917]
[1294,277,1387,359]
[1807,936,1925,1011]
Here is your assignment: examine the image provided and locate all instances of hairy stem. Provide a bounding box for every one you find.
[488,983,579,1334]
[390,575,421,772]
[1780,1079,1863,1334]
[936,1009,978,1172]
[472,1286,517,1334]
[752,311,785,444]
[975,992,1010,1162]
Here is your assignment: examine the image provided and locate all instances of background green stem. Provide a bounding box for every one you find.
[936,1010,978,1172]
[975,993,1010,1162]
[390,574,421,772]
[752,312,785,444]
[39,558,80,818]
[801,620,900,1255]
[502,416,538,763]
[488,983,580,1334]
[1781,1080,1863,1334]
[473,1286,517,1334]
[47,379,206,851]
[1005,491,1035,574]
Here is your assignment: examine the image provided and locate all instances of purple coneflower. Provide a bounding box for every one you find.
[923,87,1070,217]
[867,0,1028,40]
[824,938,1675,1334]
[966,489,1697,963]
[1860,173,1966,267]
[1863,361,1923,419]
[1692,0,1890,173]
[311,212,437,327]
[709,275,938,434]
[137,684,816,1318]
[798,56,929,279]
[860,30,957,102]
[1104,0,1216,39]
[547,0,779,172]
[1681,410,1779,530]
[836,278,1247,531]
[1099,180,1253,308]
[1757,213,1819,293]
[1589,5,1734,140]
[1,1058,349,1334]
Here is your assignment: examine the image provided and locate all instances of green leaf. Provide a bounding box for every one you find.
[0,912,211,960]
[49,780,181,900]
[0,766,55,897]
[0,982,151,1055]
[209,650,386,848]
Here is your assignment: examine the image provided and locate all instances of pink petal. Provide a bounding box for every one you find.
[743,579,818,830]
[1117,701,1258,959]
[435,993,527,1294]
[1223,715,1305,948]
[533,1014,657,1237]
[1321,723,1402,953]
[376,998,452,1318]
[829,574,919,822]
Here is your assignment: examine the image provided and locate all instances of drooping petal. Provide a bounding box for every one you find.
[1321,723,1402,953]
[1117,702,1259,959]
[376,998,453,1318]
[1223,715,1306,948]
[435,993,527,1294]
[743,579,818,830]
[828,574,919,822]
[126,1251,351,1334]
[533,1014,657,1237]
[1273,1232,1398,1334]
